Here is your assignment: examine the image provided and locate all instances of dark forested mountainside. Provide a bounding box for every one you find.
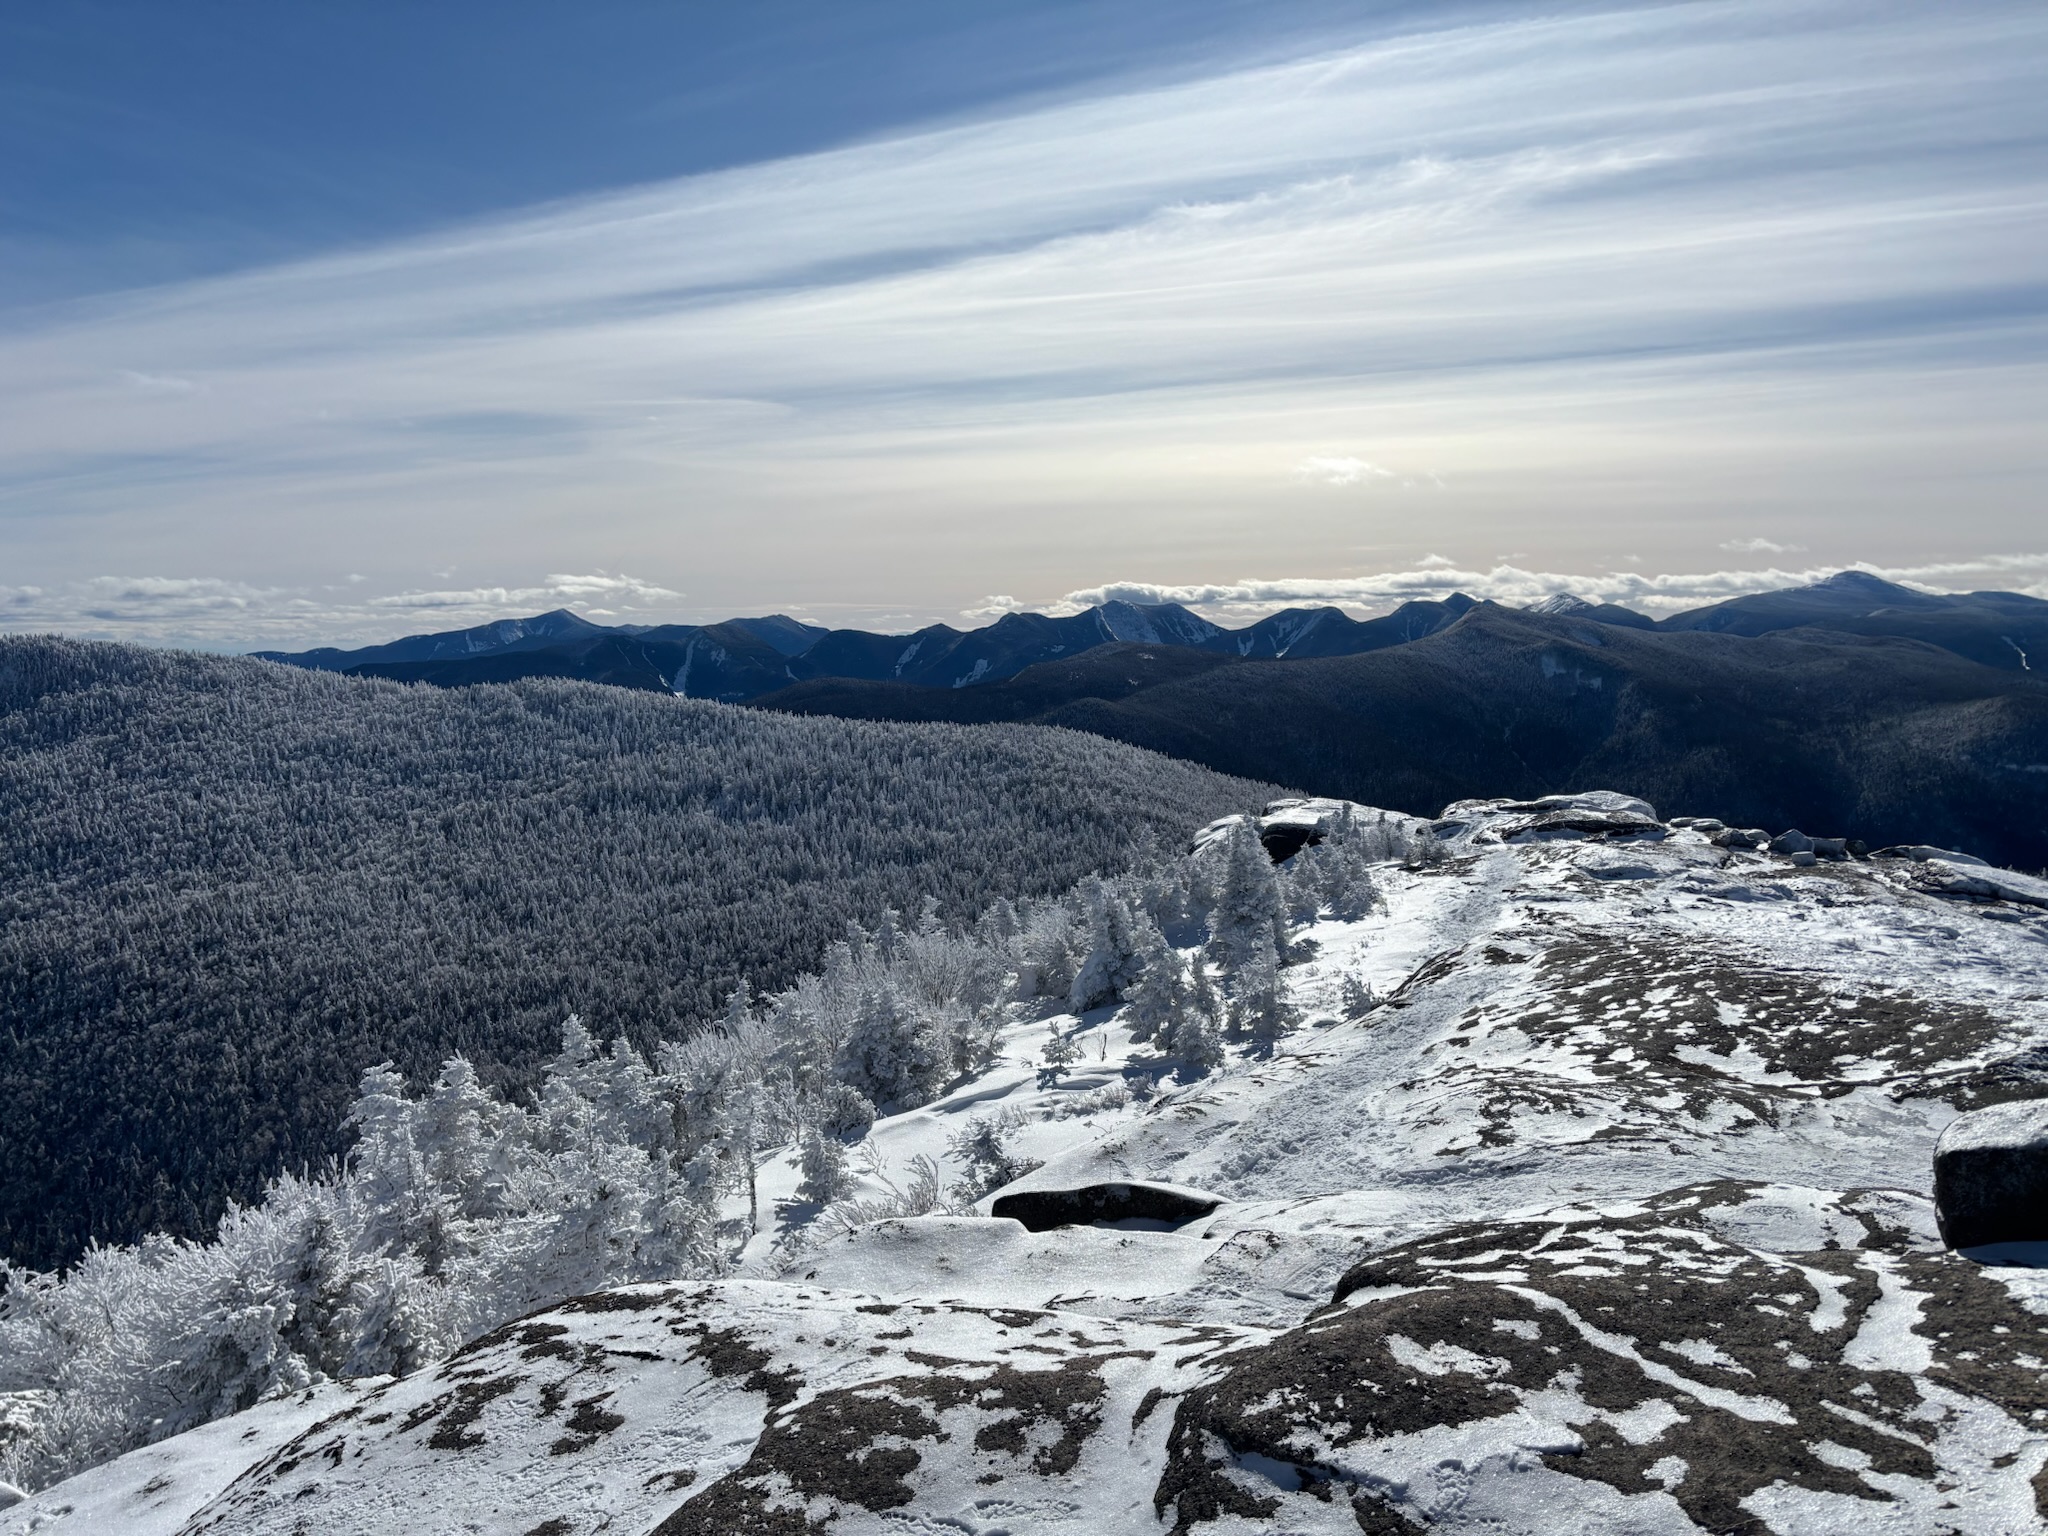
[0,638,1279,1269]
[1659,569,2048,671]
[763,605,2048,869]
[755,643,1245,724]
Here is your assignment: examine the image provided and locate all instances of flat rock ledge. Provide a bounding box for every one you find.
[990,1179,1225,1232]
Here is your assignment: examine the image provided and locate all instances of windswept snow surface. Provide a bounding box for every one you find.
[14,795,2048,1534]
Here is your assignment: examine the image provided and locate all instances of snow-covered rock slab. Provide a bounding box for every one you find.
[20,789,2048,1532]
[1166,1181,2048,1535]
[147,1186,2048,1534]
[1920,860,2048,909]
[169,1280,1259,1536]
[0,1384,356,1536]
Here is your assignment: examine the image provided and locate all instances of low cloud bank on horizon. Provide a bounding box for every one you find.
[1,2,2044,642]
[1056,553,2048,627]
[8,553,2047,651]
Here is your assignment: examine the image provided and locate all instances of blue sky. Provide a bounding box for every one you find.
[1,0,1398,304]
[3,0,2047,646]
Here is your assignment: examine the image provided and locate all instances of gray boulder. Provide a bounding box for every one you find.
[1933,1100,2048,1248]
[1712,826,1767,849]
[1769,829,1815,855]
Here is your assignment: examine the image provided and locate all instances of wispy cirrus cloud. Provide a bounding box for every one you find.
[1,2,2044,647]
[365,574,680,611]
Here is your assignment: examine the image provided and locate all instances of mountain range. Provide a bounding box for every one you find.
[256,572,2047,700]
[256,573,2048,868]
[255,593,1489,698]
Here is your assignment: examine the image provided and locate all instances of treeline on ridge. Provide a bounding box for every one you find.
[0,637,1281,1270]
[0,805,1418,1495]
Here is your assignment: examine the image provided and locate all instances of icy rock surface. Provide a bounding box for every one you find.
[14,791,2048,1535]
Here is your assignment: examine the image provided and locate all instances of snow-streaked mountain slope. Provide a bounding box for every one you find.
[9,794,2048,1535]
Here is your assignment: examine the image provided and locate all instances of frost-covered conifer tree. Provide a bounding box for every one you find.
[1228,932,1293,1044]
[1169,961,1227,1073]
[1040,1025,1081,1085]
[1205,818,1286,976]
[945,1112,1039,1205]
[1068,879,1149,1012]
[1121,916,1189,1045]
[796,1130,853,1206]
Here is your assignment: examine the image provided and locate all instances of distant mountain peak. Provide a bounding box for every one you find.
[1813,569,1891,590]
[1096,599,1224,646]
[1526,593,1596,615]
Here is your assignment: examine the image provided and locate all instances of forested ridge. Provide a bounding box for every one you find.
[0,798,1414,1494]
[0,637,1280,1270]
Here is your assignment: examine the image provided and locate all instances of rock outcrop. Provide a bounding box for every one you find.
[1934,1100,2048,1248]
[989,1180,1225,1232]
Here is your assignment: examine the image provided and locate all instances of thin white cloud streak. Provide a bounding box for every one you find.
[0,573,685,649]
[0,1,2044,646]
[364,574,680,610]
[1296,455,1396,486]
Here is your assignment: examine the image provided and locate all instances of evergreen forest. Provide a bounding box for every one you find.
[0,638,1279,1270]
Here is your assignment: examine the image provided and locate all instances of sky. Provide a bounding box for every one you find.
[3,0,2046,647]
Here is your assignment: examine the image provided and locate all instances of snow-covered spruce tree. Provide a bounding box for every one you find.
[831,975,943,1111]
[1008,898,1081,1005]
[1039,1025,1081,1086]
[1227,931,1294,1045]
[1121,917,1191,1045]
[816,1082,877,1140]
[1204,817,1286,976]
[1342,973,1382,1017]
[1168,961,1227,1074]
[807,907,1016,1114]
[1068,879,1153,1013]
[1278,811,1382,925]
[796,1131,854,1207]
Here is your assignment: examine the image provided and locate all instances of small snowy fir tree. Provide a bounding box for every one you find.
[1039,1025,1082,1085]
[796,1129,854,1206]
[1342,973,1382,1016]
[817,1081,877,1140]
[945,1111,1040,1205]
[1229,931,1294,1044]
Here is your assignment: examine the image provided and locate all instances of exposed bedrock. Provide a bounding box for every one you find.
[1935,1100,2048,1249]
